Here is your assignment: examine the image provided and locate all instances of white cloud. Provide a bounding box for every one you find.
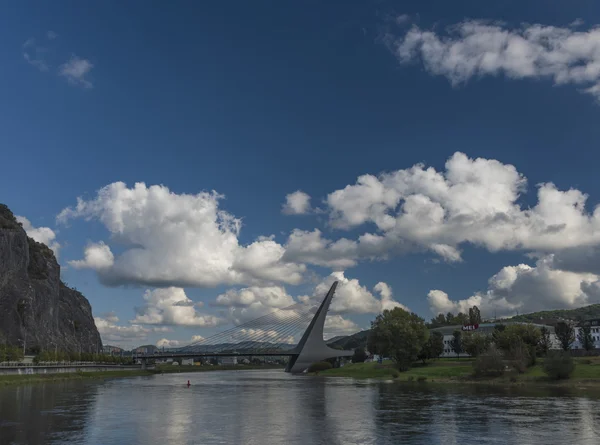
[320,152,600,266]
[59,55,93,88]
[131,287,226,327]
[94,314,154,346]
[385,19,600,100]
[324,315,360,336]
[428,256,600,318]
[70,241,113,269]
[309,272,408,314]
[282,190,312,215]
[190,335,205,342]
[22,38,49,72]
[58,181,305,288]
[156,338,181,348]
[47,31,58,40]
[16,215,61,258]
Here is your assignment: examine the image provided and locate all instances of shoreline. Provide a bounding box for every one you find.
[0,364,285,387]
[315,358,600,390]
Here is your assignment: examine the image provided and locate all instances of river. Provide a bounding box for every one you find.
[1,370,600,444]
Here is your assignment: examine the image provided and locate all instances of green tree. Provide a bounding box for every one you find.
[493,324,541,366]
[417,331,444,363]
[538,326,552,357]
[555,321,575,351]
[577,324,595,352]
[352,348,367,363]
[368,307,429,371]
[462,333,491,357]
[469,306,482,325]
[450,330,463,359]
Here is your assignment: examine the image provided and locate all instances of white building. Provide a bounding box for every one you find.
[220,356,237,365]
[431,322,559,358]
[182,358,194,365]
[572,319,600,350]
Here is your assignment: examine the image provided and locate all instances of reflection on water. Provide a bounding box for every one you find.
[1,370,600,444]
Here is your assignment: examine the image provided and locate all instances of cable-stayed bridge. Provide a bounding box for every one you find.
[138,281,353,373]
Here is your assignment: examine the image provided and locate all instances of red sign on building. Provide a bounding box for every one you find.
[461,324,479,331]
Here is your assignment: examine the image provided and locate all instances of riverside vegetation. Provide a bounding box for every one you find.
[319,307,599,385]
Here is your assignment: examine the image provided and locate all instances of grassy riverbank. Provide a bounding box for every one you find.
[318,357,600,387]
[0,369,153,386]
[0,364,284,386]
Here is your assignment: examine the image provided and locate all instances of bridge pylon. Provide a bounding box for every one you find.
[285,281,353,373]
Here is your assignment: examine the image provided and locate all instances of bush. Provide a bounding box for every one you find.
[543,351,575,380]
[407,376,414,381]
[352,348,367,363]
[417,376,427,382]
[473,346,505,377]
[307,361,333,373]
[391,370,400,378]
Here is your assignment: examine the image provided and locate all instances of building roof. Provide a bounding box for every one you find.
[429,321,554,335]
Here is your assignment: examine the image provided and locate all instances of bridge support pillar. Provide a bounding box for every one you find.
[285,281,353,373]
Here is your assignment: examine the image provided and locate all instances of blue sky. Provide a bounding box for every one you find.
[4,1,600,348]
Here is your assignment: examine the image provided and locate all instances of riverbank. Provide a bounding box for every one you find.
[153,364,284,374]
[0,364,284,386]
[318,357,600,387]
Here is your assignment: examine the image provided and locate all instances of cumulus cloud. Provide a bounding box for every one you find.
[59,55,94,88]
[47,31,58,40]
[131,287,226,327]
[385,19,600,100]
[308,272,408,314]
[16,215,61,258]
[156,338,181,348]
[94,314,164,346]
[320,152,600,266]
[282,190,312,215]
[324,315,360,336]
[58,182,305,288]
[428,256,600,318]
[69,241,113,269]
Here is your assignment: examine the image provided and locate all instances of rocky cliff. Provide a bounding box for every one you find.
[0,204,102,353]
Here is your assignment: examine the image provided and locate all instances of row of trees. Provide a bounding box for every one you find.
[366,307,578,373]
[428,306,482,328]
[0,344,24,362]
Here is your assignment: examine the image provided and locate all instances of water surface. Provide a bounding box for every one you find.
[1,370,600,444]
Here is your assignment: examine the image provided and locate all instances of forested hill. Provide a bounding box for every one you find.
[500,304,600,324]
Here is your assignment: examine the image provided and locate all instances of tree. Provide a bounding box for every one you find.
[493,324,541,366]
[450,330,463,359]
[418,331,444,363]
[352,348,367,363]
[368,307,429,371]
[462,333,491,357]
[555,321,575,351]
[469,306,482,325]
[538,326,552,357]
[577,324,595,352]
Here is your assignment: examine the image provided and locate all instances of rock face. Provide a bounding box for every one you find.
[0,204,102,353]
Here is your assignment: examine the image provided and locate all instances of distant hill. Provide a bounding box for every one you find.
[498,304,600,325]
[327,330,370,350]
